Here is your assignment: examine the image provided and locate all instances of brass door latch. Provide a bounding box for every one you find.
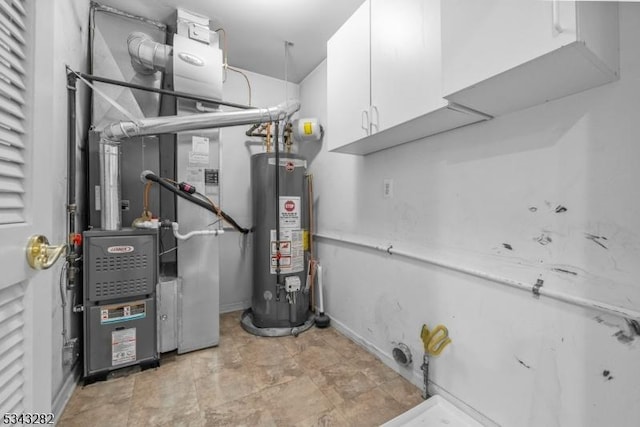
[26,235,68,270]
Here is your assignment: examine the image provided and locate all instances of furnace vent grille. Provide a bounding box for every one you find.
[93,278,149,299]
[85,232,157,302]
[94,255,148,272]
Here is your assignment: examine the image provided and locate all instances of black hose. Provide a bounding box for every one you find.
[144,173,250,234]
[245,123,260,137]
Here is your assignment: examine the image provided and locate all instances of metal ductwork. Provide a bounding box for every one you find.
[102,101,300,140]
[127,32,173,74]
[98,101,301,230]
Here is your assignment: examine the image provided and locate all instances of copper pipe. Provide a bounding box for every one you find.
[266,122,272,153]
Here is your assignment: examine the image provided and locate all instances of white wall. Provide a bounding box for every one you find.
[46,0,91,415]
[219,68,299,312]
[300,4,640,427]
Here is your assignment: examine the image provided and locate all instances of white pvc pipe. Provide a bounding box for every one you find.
[172,222,224,241]
[317,264,325,313]
[388,246,531,295]
[314,232,640,322]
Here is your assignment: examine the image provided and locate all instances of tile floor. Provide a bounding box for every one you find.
[59,311,422,426]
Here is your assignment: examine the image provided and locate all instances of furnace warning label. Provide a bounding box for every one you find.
[192,136,209,154]
[101,301,146,325]
[185,167,205,193]
[112,327,136,366]
[279,196,301,229]
[188,136,210,165]
[270,229,304,274]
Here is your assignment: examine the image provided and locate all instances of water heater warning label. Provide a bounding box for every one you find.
[279,196,300,229]
[270,229,304,274]
[112,327,136,366]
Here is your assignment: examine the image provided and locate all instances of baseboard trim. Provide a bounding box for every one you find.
[220,300,250,314]
[52,363,81,423]
[328,315,498,426]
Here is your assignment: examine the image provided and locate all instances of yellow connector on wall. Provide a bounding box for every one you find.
[420,324,452,356]
[420,323,451,399]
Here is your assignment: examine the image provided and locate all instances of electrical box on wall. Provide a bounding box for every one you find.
[383,179,393,198]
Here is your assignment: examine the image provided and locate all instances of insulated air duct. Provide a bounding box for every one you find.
[102,101,300,140]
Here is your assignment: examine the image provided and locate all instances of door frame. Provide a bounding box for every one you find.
[22,0,58,412]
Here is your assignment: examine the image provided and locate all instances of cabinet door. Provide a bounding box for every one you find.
[442,0,576,96]
[371,0,447,132]
[327,0,371,151]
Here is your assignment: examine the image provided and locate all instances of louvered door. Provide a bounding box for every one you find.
[0,283,25,415]
[0,0,44,416]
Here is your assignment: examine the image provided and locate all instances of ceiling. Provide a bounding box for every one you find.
[96,0,366,83]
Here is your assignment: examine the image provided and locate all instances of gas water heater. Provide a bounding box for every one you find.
[241,119,323,336]
[249,153,309,329]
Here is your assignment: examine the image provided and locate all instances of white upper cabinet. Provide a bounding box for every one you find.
[442,0,619,116]
[370,0,447,131]
[327,0,489,155]
[327,0,370,152]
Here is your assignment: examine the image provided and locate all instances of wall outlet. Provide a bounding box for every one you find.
[383,179,393,198]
